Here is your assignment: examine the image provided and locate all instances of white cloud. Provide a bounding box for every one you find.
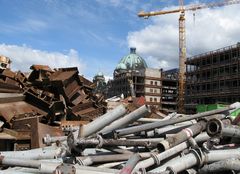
[146,56,170,69]
[0,44,86,73]
[128,5,240,70]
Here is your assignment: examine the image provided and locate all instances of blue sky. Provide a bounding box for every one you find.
[0,0,240,80]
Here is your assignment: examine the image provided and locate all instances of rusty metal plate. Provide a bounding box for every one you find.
[30,117,64,148]
[0,101,40,123]
[50,69,78,81]
[30,65,53,71]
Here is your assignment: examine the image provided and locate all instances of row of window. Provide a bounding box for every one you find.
[150,81,158,85]
[150,88,158,93]
[187,49,240,67]
[150,97,158,102]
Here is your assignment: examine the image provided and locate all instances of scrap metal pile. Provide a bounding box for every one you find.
[0,65,106,150]
[1,102,240,173]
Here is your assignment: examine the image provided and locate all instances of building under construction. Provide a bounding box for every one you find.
[185,42,240,113]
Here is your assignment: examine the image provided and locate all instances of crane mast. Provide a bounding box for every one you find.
[178,11,186,113]
[178,0,186,113]
[138,0,240,113]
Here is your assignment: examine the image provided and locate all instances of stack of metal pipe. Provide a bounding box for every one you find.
[1,103,240,174]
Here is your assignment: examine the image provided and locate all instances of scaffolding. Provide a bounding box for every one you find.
[185,43,240,113]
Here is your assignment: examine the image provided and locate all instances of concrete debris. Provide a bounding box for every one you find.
[0,96,240,174]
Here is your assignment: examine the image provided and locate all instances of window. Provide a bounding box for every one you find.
[155,81,158,85]
[150,88,153,93]
[150,81,153,85]
[154,89,157,93]
[154,98,157,102]
[150,97,153,102]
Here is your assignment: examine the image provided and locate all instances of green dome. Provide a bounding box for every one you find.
[116,63,127,70]
[115,48,148,71]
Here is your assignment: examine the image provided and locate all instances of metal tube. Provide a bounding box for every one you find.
[103,147,134,154]
[119,154,141,174]
[73,169,118,174]
[133,135,208,172]
[198,158,240,174]
[151,148,240,173]
[43,135,67,145]
[74,137,157,148]
[206,148,240,163]
[40,163,120,174]
[75,165,119,173]
[97,161,126,168]
[38,163,60,173]
[206,118,232,137]
[109,107,233,137]
[145,120,196,137]
[99,105,151,134]
[194,132,210,143]
[212,143,238,150]
[157,115,225,151]
[221,125,240,138]
[137,118,162,123]
[0,167,40,174]
[148,155,181,173]
[136,112,180,124]
[78,153,150,166]
[79,104,128,137]
[133,141,189,172]
[207,119,240,138]
[125,138,164,142]
[0,156,63,173]
[161,112,178,120]
[0,156,41,168]
[157,120,207,151]
[150,152,198,173]
[0,157,119,174]
[0,146,66,159]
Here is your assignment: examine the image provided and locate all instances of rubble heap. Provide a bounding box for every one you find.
[1,102,240,174]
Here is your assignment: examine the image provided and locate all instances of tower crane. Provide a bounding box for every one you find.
[138,0,240,113]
